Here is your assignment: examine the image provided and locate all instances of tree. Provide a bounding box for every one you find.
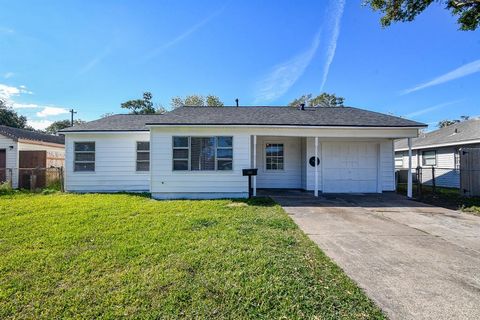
[0,99,29,129]
[365,0,480,31]
[45,119,86,134]
[437,115,470,128]
[101,112,114,118]
[170,94,224,109]
[288,93,345,108]
[121,92,157,114]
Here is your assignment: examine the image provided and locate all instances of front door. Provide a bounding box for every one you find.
[0,149,6,182]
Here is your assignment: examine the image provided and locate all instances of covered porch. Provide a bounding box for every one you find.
[249,135,415,198]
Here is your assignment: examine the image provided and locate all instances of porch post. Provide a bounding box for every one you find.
[407,137,413,198]
[253,135,257,196]
[314,137,318,197]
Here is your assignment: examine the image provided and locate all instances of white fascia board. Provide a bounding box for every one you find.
[146,124,423,130]
[395,139,480,151]
[60,130,148,135]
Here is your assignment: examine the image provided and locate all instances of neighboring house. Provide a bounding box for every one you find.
[394,118,480,188]
[60,106,425,199]
[0,125,65,188]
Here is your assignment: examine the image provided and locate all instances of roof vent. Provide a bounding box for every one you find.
[235,98,239,107]
[299,103,305,111]
[454,128,458,134]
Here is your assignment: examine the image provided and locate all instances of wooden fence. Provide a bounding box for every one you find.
[460,148,480,197]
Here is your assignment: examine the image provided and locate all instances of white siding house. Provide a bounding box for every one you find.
[395,119,480,188]
[64,132,150,192]
[61,106,425,199]
[0,133,18,187]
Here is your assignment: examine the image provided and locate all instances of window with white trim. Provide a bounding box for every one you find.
[395,153,404,168]
[454,148,460,170]
[265,143,284,170]
[136,141,150,171]
[422,150,436,166]
[172,136,232,171]
[74,142,95,172]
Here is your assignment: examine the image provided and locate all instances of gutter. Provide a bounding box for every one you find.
[145,124,426,129]
[395,139,480,151]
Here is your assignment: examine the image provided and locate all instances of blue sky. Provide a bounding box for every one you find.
[0,0,479,130]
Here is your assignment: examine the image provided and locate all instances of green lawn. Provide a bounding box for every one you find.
[397,183,480,215]
[0,193,384,319]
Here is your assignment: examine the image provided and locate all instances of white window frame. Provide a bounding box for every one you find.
[265,142,284,171]
[172,136,233,171]
[454,148,460,170]
[136,141,150,172]
[74,142,95,172]
[395,153,404,168]
[422,150,437,167]
[172,136,190,171]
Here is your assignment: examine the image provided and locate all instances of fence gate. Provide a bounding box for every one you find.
[460,148,480,197]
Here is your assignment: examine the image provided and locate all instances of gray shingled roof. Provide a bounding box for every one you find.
[395,118,480,150]
[0,125,64,145]
[61,106,425,132]
[60,114,162,132]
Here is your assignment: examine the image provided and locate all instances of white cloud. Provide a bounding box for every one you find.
[320,0,346,91]
[36,106,69,117]
[12,102,40,109]
[403,59,480,94]
[142,3,227,61]
[254,30,322,103]
[3,72,14,79]
[27,119,53,130]
[254,0,345,103]
[403,100,463,118]
[0,83,32,100]
[78,46,113,75]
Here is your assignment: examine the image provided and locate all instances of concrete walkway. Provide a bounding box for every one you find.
[266,190,480,320]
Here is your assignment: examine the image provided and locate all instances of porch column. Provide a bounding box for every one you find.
[407,137,413,198]
[253,135,257,196]
[314,137,318,197]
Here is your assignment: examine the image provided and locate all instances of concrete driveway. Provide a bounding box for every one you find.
[267,191,480,320]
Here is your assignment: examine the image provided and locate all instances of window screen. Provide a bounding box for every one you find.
[74,142,95,172]
[172,136,232,171]
[265,143,284,170]
[136,141,150,171]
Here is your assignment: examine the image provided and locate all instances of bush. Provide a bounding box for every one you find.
[0,181,13,195]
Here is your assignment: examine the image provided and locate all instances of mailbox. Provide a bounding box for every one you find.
[242,168,258,176]
[242,168,258,198]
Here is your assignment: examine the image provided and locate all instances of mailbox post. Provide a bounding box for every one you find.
[242,168,258,198]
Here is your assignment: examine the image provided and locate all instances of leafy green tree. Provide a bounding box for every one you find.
[0,99,29,129]
[365,0,480,31]
[289,93,345,108]
[121,92,158,114]
[45,119,86,134]
[206,95,224,107]
[170,94,224,108]
[437,115,470,128]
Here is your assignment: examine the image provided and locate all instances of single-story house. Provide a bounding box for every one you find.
[395,118,480,188]
[59,106,425,199]
[0,125,65,188]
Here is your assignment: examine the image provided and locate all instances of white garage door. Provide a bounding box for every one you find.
[322,142,379,193]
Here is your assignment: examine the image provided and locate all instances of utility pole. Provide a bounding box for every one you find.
[70,109,77,126]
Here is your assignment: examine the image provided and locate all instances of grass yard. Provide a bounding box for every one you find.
[397,183,480,215]
[0,193,384,319]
